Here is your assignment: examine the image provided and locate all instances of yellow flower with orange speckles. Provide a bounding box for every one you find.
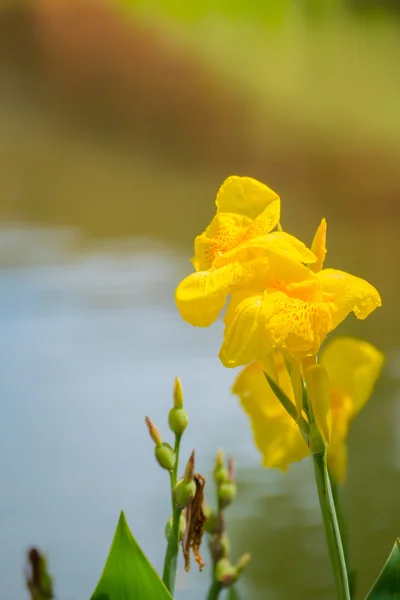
[175,176,381,362]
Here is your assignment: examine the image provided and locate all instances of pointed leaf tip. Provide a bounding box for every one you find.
[366,538,400,599]
[91,511,173,600]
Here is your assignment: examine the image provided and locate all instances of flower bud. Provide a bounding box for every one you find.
[214,449,229,485]
[214,468,229,486]
[174,450,196,508]
[204,506,224,535]
[168,407,188,435]
[203,506,217,534]
[218,482,237,509]
[145,416,163,446]
[235,552,251,574]
[209,532,230,563]
[215,558,237,587]
[165,513,186,542]
[174,479,196,509]
[173,377,184,408]
[155,443,176,471]
[214,448,224,470]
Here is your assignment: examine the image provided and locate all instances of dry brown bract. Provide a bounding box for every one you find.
[182,473,207,572]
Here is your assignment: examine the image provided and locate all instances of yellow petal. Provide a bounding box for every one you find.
[219,291,267,368]
[260,291,334,358]
[176,257,273,328]
[232,362,309,470]
[175,264,237,327]
[327,440,348,484]
[193,213,251,272]
[269,232,317,264]
[304,364,332,443]
[317,268,382,327]
[320,337,384,416]
[310,218,327,273]
[216,176,280,221]
[213,231,317,269]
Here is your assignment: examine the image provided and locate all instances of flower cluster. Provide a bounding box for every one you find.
[175,176,383,479]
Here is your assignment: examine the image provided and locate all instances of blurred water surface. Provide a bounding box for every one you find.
[0,224,399,600]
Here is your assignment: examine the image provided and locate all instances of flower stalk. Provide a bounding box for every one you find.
[313,452,351,600]
[162,433,182,595]
[206,580,222,600]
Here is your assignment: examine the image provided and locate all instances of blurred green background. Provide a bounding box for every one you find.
[0,1,399,599]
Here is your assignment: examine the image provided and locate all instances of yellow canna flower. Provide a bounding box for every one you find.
[175,176,317,327]
[232,337,384,481]
[220,219,381,366]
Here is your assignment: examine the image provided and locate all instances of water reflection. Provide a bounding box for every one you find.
[0,226,399,600]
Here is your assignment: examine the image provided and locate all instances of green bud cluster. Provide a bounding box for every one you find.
[145,377,190,474]
[206,449,250,589]
[214,452,237,510]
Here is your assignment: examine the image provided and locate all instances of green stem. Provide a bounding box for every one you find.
[313,453,351,600]
[162,434,182,595]
[206,581,223,600]
[331,480,356,597]
[331,482,349,567]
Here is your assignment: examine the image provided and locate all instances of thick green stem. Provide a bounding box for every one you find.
[206,581,223,600]
[162,434,182,595]
[313,453,351,600]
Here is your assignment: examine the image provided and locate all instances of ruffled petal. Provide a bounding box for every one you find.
[175,263,238,327]
[193,213,251,272]
[216,175,280,221]
[310,218,327,273]
[320,337,384,416]
[260,291,334,358]
[317,268,382,327]
[176,258,271,328]
[213,231,317,269]
[232,362,309,470]
[219,291,267,368]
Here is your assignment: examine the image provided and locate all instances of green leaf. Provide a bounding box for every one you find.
[91,511,173,600]
[264,372,309,436]
[366,539,400,599]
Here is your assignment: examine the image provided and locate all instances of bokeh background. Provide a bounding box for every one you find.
[0,0,399,598]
